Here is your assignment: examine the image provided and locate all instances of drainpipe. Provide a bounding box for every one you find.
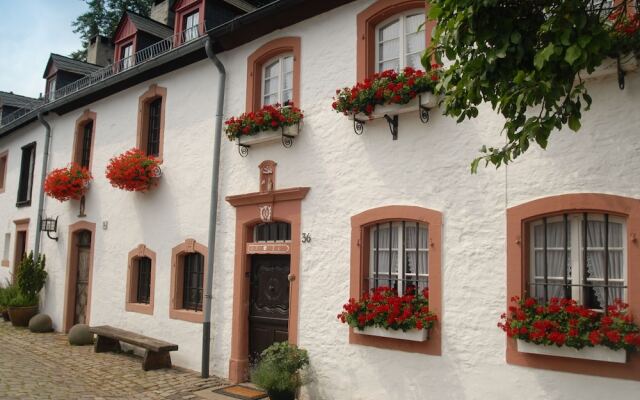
[202,36,226,378]
[34,112,52,259]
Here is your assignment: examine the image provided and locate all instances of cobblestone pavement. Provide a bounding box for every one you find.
[0,321,227,400]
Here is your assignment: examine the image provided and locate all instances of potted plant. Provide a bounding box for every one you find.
[7,252,47,327]
[44,162,92,201]
[0,282,19,321]
[252,342,309,400]
[499,296,640,363]
[105,148,161,192]
[332,66,440,121]
[224,103,304,146]
[337,286,437,341]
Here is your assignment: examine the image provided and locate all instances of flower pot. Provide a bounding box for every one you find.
[350,92,439,121]
[8,305,39,327]
[267,389,296,400]
[516,339,627,364]
[353,326,428,342]
[238,124,301,147]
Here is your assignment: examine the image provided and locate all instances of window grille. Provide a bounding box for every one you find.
[80,121,92,168]
[136,257,152,304]
[368,221,429,295]
[528,213,627,312]
[147,98,162,157]
[182,253,204,311]
[254,222,291,242]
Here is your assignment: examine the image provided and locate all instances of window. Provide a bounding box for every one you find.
[170,239,208,322]
[262,55,294,106]
[506,193,640,379]
[528,213,626,311]
[47,78,56,101]
[246,37,301,112]
[350,205,442,355]
[125,244,156,315]
[0,151,7,193]
[80,121,93,168]
[367,221,428,295]
[16,142,36,206]
[137,84,166,160]
[375,11,425,72]
[146,98,162,157]
[121,43,133,70]
[183,11,199,42]
[254,222,291,242]
[182,253,204,311]
[73,111,96,172]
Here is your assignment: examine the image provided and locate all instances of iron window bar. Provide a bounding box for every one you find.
[1,23,208,128]
[136,257,152,304]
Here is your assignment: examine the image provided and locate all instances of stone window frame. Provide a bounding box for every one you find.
[136,84,167,161]
[349,205,442,355]
[169,238,208,323]
[125,244,156,315]
[72,110,97,172]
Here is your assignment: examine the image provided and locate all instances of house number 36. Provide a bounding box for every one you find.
[302,233,312,243]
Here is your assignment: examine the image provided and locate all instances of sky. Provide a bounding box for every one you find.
[0,0,88,98]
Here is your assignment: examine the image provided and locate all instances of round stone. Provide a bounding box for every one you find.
[28,313,53,333]
[68,324,94,345]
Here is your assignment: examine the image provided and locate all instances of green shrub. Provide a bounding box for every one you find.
[252,342,309,393]
[17,252,47,302]
[7,291,37,307]
[0,283,20,309]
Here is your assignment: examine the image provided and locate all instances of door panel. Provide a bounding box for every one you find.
[74,232,91,325]
[249,255,290,363]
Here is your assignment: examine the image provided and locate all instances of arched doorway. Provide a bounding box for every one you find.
[64,221,96,332]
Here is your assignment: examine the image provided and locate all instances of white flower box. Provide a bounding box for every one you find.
[584,53,638,81]
[353,326,428,342]
[517,339,627,364]
[349,92,438,121]
[238,124,300,146]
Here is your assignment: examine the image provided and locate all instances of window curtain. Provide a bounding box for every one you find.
[586,221,624,307]
[533,222,570,300]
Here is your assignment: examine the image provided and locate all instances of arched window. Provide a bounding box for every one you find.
[170,239,208,323]
[137,84,166,160]
[262,54,294,106]
[73,110,96,171]
[126,244,156,315]
[375,10,426,72]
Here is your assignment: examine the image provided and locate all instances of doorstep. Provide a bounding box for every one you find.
[195,384,268,400]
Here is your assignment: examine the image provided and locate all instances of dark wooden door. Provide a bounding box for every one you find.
[249,255,290,363]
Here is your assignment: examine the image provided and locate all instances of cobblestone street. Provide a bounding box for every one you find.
[0,321,227,399]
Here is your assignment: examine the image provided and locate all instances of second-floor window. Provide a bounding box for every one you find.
[80,121,93,168]
[184,11,199,42]
[147,98,162,157]
[376,11,425,72]
[262,54,294,106]
[17,142,36,206]
[121,43,133,70]
[47,78,57,101]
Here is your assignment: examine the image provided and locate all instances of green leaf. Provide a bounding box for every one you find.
[534,44,555,70]
[577,35,591,49]
[510,32,521,44]
[565,45,582,65]
[568,115,581,132]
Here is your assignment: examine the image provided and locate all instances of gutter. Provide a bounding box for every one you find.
[34,112,52,259]
[202,36,226,378]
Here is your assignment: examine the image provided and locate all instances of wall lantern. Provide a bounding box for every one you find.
[40,216,59,241]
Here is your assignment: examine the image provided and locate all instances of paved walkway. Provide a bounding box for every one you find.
[0,320,227,399]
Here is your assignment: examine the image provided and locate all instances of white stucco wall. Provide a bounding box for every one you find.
[1,0,639,399]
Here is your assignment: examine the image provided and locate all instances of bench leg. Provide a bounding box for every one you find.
[142,350,172,371]
[94,336,121,353]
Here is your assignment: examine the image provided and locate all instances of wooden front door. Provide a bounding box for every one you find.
[249,255,290,363]
[74,230,91,325]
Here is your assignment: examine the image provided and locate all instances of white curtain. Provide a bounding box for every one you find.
[372,225,398,289]
[533,222,570,301]
[586,220,624,307]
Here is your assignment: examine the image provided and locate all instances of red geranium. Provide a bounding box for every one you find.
[105,148,161,192]
[44,163,92,202]
[499,297,640,351]
[338,286,437,332]
[224,103,303,141]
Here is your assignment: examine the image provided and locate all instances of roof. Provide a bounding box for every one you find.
[125,11,174,39]
[43,54,102,79]
[0,91,41,109]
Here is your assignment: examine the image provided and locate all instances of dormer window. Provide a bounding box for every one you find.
[183,11,199,42]
[262,54,294,106]
[121,43,134,70]
[47,78,56,101]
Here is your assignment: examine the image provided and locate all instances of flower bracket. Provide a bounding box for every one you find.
[383,114,399,140]
[237,128,296,157]
[350,95,432,139]
[617,56,626,90]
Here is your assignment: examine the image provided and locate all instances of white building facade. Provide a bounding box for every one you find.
[1,1,640,399]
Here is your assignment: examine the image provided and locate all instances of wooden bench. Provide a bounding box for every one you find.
[90,325,178,371]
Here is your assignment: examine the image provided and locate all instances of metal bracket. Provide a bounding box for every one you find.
[353,117,365,135]
[383,114,399,140]
[238,143,250,157]
[281,132,295,148]
[418,95,430,124]
[617,56,625,90]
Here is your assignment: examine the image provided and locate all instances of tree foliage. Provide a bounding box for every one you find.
[424,0,639,172]
[71,0,154,61]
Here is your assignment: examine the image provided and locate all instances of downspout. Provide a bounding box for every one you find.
[202,36,226,378]
[34,112,52,259]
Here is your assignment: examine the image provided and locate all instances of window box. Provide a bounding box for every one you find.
[238,123,300,146]
[349,92,438,121]
[353,326,428,342]
[517,339,627,364]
